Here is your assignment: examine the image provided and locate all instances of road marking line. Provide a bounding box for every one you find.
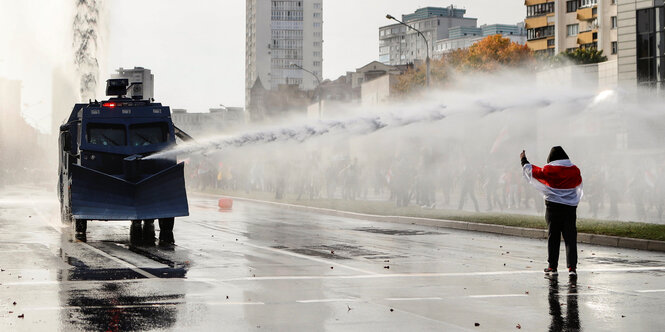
[636,289,665,293]
[78,243,158,279]
[30,202,159,279]
[216,266,665,282]
[205,301,265,306]
[27,303,181,311]
[558,293,607,297]
[469,294,528,299]
[385,297,443,301]
[23,301,264,312]
[296,298,360,303]
[242,241,377,275]
[188,221,376,275]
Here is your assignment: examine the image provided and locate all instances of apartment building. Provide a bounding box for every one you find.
[617,0,665,89]
[379,6,477,65]
[525,0,617,59]
[245,0,323,111]
[433,23,527,57]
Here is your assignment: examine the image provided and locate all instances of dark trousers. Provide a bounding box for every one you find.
[545,201,578,270]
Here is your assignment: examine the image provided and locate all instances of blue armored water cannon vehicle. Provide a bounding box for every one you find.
[58,77,192,244]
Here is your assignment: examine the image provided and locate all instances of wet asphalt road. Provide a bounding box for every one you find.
[1,186,665,331]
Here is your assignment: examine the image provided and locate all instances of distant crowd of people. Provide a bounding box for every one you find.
[183,149,665,223]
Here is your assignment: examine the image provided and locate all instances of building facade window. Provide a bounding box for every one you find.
[636,7,665,86]
[611,41,618,54]
[567,24,579,36]
[527,25,555,40]
[579,0,598,9]
[527,3,555,17]
[547,38,555,47]
[567,0,578,12]
[611,16,618,29]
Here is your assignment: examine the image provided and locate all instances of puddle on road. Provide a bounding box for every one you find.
[584,256,663,267]
[274,243,397,260]
[288,248,348,260]
[65,284,182,331]
[353,227,444,236]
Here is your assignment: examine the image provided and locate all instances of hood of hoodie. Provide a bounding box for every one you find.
[547,146,570,163]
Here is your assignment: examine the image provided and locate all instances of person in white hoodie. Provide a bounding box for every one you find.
[521,146,583,277]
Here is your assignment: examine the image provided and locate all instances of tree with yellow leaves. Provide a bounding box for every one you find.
[395,35,533,94]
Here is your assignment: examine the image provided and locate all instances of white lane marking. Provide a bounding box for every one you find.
[75,240,159,279]
[558,293,608,297]
[185,221,376,275]
[296,298,360,303]
[636,289,665,293]
[23,301,264,311]
[29,204,158,279]
[241,241,376,275]
[27,304,181,311]
[385,297,443,301]
[215,266,665,282]
[204,301,265,306]
[469,294,528,299]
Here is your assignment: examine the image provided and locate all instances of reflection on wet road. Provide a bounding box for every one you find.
[1,186,665,331]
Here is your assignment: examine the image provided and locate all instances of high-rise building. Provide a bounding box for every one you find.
[524,0,617,59]
[0,78,39,174]
[245,0,323,113]
[379,6,477,65]
[617,0,665,89]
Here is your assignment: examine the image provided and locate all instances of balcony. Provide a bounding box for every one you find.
[527,38,550,51]
[577,30,597,45]
[577,7,596,21]
[525,0,548,5]
[525,15,548,29]
[527,25,555,41]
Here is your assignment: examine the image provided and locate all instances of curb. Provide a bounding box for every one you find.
[197,193,665,253]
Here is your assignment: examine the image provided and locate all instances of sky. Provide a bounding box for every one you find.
[0,1,524,132]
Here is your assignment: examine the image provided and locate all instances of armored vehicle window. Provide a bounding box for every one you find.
[87,123,126,146]
[129,122,168,146]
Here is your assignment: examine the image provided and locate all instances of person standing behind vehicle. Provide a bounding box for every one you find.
[521,147,583,277]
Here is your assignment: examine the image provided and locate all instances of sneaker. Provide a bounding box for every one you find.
[544,267,558,275]
[568,268,577,277]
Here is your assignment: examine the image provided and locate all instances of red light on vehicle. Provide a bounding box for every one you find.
[102,102,116,108]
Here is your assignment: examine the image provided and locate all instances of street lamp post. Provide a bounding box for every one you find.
[290,63,322,120]
[386,14,430,87]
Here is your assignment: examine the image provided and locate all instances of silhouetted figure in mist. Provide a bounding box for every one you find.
[457,165,480,212]
[483,166,503,211]
[522,147,583,277]
[340,158,360,200]
[392,157,412,207]
[629,167,648,220]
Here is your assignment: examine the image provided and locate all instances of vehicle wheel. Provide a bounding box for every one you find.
[142,219,156,245]
[158,217,175,244]
[158,218,174,232]
[75,219,87,233]
[130,220,143,245]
